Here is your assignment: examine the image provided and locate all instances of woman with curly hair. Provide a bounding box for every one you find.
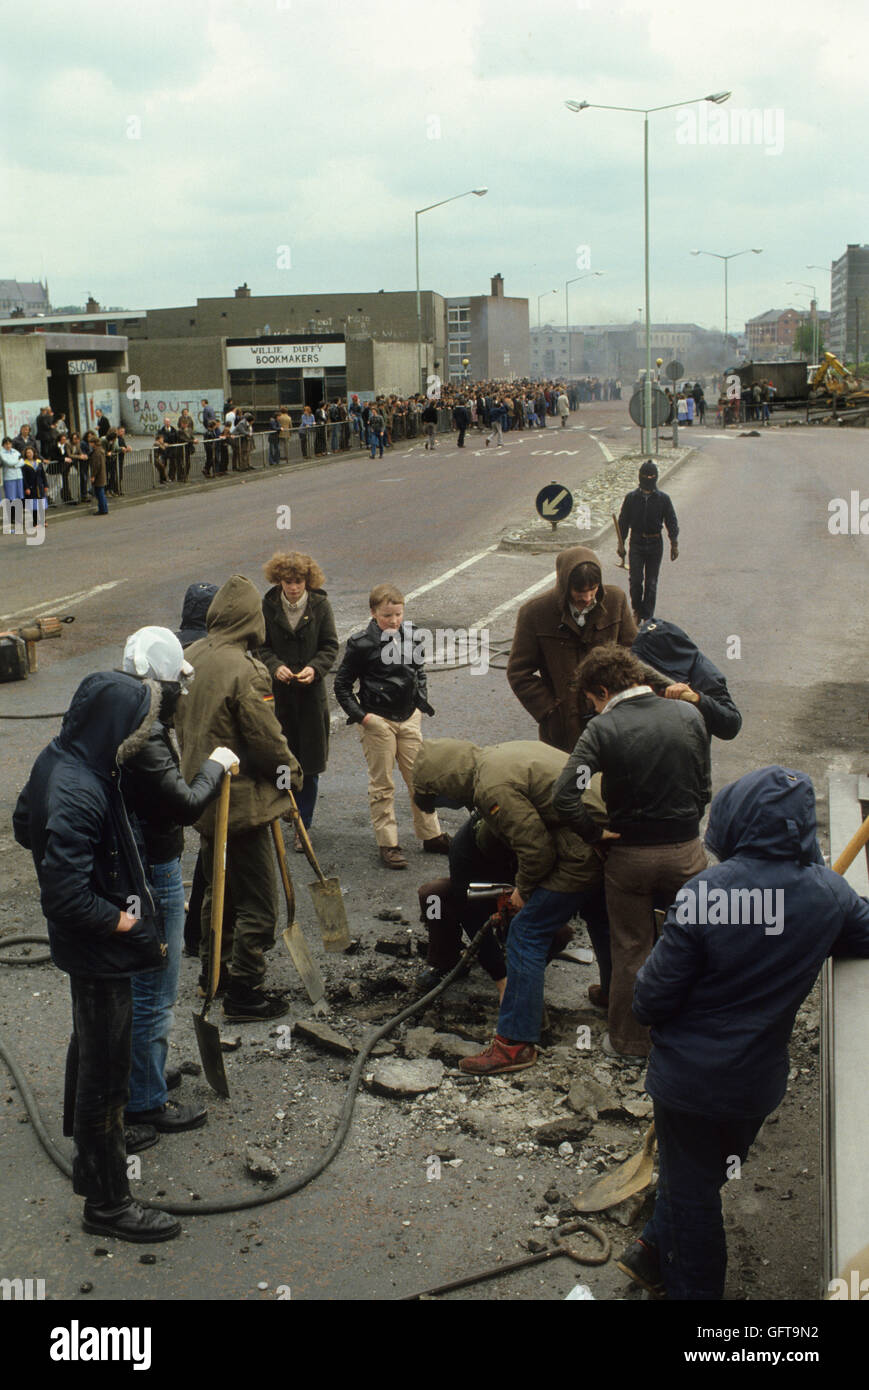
[260,551,339,846]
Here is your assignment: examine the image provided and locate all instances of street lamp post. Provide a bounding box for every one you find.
[537,289,557,330]
[415,188,487,395]
[787,280,819,363]
[690,248,762,360]
[565,272,603,378]
[567,91,731,453]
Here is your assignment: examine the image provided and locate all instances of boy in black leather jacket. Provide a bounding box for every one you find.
[334,582,449,869]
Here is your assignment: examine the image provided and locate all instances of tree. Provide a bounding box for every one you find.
[793,321,825,360]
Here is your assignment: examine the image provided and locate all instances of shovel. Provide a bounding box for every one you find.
[271,820,327,1013]
[192,763,237,1099]
[284,791,351,952]
[573,1124,657,1213]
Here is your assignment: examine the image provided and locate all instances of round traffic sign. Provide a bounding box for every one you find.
[629,388,670,428]
[665,360,684,381]
[535,482,574,524]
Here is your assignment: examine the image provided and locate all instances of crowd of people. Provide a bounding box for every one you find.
[0,405,132,521]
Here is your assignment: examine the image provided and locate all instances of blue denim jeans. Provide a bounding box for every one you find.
[93,485,108,514]
[497,885,607,1042]
[129,858,185,1112]
[370,432,384,458]
[642,1099,766,1299]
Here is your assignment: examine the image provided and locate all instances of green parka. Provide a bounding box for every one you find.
[412,738,605,897]
[176,575,302,837]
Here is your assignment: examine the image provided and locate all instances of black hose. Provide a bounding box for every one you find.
[0,921,493,1216]
[0,935,54,965]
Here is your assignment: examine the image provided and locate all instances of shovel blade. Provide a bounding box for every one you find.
[308,878,351,952]
[282,924,326,1006]
[192,1010,230,1099]
[573,1125,656,1213]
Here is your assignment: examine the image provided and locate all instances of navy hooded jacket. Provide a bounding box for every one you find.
[633,766,869,1118]
[12,671,167,977]
[632,618,742,741]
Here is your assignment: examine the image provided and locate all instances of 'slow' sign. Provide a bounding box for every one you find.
[68,359,97,375]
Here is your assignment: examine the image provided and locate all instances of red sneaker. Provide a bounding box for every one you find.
[458,1034,537,1076]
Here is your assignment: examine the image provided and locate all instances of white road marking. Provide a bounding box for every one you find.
[405,545,500,601]
[473,573,555,630]
[595,439,615,462]
[0,580,126,624]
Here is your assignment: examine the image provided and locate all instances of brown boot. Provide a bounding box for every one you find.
[380,845,408,870]
[459,1034,537,1076]
[422,833,451,855]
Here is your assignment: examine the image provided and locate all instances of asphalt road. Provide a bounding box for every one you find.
[1,403,867,1309]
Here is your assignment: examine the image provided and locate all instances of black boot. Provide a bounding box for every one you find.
[223,979,289,1021]
[82,1197,181,1243]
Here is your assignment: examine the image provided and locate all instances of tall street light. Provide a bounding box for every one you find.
[538,289,558,330]
[690,248,762,360]
[415,188,487,394]
[565,271,603,378]
[567,91,731,452]
[787,280,819,363]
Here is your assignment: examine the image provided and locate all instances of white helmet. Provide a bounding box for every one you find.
[123,626,194,683]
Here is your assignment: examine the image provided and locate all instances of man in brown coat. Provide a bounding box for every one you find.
[87,432,109,516]
[506,545,636,752]
[175,575,303,1020]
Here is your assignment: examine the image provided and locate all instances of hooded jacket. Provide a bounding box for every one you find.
[506,545,636,753]
[412,738,605,897]
[12,671,167,977]
[632,618,742,741]
[633,767,869,1118]
[175,575,302,836]
[176,582,218,648]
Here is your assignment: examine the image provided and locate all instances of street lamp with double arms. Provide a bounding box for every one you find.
[787,280,819,363]
[415,188,487,394]
[565,272,603,378]
[691,248,762,355]
[566,91,731,453]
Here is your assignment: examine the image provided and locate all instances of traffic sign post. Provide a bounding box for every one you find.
[535,482,574,531]
[665,361,684,445]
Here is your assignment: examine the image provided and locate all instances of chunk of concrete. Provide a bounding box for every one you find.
[294,1019,356,1057]
[566,1077,620,1119]
[430,1033,481,1064]
[534,1116,593,1147]
[367,1058,445,1098]
[245,1146,281,1182]
[403,1026,439,1058]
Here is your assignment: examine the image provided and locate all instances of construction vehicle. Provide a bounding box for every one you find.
[806,353,869,426]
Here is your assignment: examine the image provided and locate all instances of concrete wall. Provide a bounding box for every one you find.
[372,341,425,397]
[467,296,530,380]
[127,337,225,392]
[0,335,47,434]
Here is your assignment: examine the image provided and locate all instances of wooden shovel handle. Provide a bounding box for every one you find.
[271,819,296,920]
[285,790,327,885]
[832,813,869,877]
[207,764,238,1000]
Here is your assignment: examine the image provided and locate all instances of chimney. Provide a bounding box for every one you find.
[491,273,504,298]
[235,283,252,299]
[85,295,101,314]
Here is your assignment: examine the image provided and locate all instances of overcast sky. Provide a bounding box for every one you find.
[3,0,865,333]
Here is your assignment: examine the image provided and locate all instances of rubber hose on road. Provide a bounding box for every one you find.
[0,924,491,1216]
[0,935,54,965]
